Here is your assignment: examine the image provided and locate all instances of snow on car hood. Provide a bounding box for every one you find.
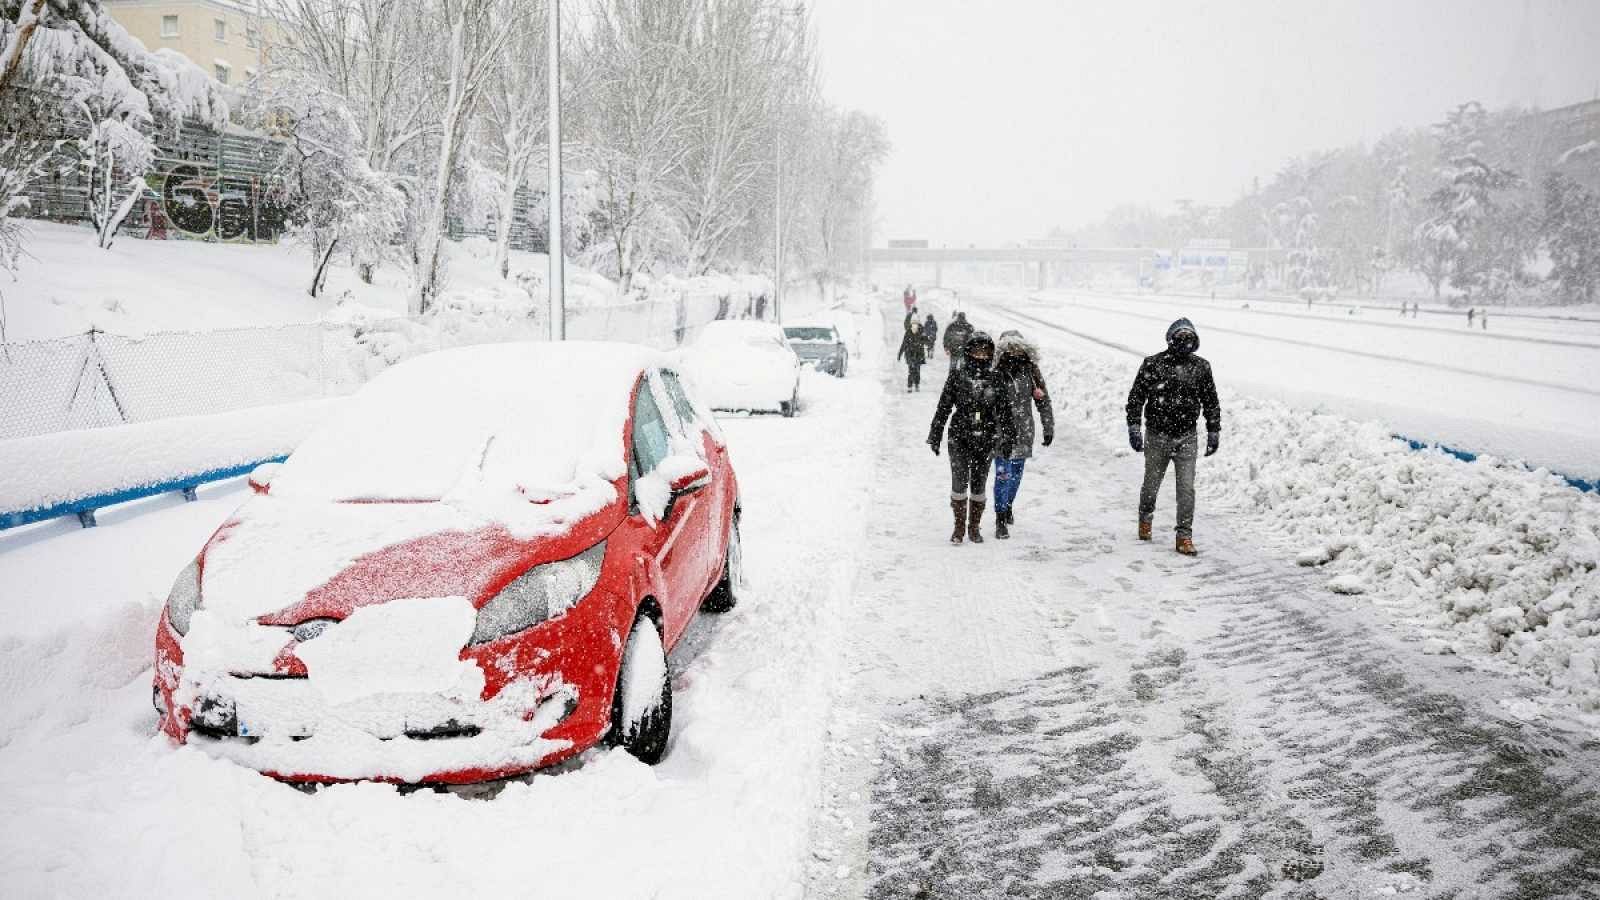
[195,341,653,625]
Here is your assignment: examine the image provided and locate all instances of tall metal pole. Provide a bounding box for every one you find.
[547,0,565,340]
[773,133,783,323]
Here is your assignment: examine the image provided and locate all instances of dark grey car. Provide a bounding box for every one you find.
[784,325,849,377]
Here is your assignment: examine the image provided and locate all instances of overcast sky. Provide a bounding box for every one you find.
[807,0,1600,246]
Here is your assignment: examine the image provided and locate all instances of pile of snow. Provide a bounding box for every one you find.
[1036,347,1600,711]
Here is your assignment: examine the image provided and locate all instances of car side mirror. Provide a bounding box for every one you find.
[248,461,283,495]
[670,466,712,496]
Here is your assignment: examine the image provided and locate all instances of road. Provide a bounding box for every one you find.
[805,301,1600,899]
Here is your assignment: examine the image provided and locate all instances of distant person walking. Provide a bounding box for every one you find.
[923,313,939,358]
[943,311,974,372]
[897,322,928,392]
[1126,318,1222,556]
[929,332,1010,545]
[903,285,918,313]
[990,331,1054,540]
[1468,308,1476,328]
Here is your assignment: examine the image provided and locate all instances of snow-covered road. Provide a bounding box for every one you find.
[806,301,1600,898]
[979,288,1600,482]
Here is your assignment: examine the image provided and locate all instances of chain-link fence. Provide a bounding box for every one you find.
[0,291,754,441]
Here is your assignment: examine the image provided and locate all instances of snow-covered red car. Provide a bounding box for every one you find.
[677,320,803,417]
[152,342,742,784]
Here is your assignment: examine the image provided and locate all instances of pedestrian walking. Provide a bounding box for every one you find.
[898,322,927,392]
[929,332,1011,545]
[942,311,974,372]
[1468,308,1476,327]
[990,331,1054,540]
[1125,318,1222,556]
[903,285,918,313]
[1481,310,1488,331]
[923,313,939,358]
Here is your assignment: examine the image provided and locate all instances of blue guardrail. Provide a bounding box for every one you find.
[1392,436,1597,495]
[0,455,287,530]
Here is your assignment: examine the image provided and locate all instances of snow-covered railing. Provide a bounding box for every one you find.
[0,399,341,530]
[1391,434,1599,495]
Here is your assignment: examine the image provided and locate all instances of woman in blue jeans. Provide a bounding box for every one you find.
[990,331,1054,540]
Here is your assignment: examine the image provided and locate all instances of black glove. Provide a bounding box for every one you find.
[928,437,941,456]
[1042,429,1054,447]
[1128,426,1144,453]
[1205,431,1219,457]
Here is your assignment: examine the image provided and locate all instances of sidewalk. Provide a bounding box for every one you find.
[805,304,1600,898]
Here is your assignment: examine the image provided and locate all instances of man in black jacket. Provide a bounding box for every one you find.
[1125,318,1221,556]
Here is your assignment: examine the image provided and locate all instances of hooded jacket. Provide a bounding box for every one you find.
[992,331,1054,459]
[942,313,974,357]
[897,324,927,365]
[1125,318,1221,437]
[929,332,1013,452]
[922,315,939,354]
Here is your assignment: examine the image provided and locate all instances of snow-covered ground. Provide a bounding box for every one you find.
[974,287,1600,482]
[0,299,887,898]
[4,287,1598,897]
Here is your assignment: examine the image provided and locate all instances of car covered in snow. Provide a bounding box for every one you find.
[783,323,849,377]
[152,342,742,784]
[676,319,804,417]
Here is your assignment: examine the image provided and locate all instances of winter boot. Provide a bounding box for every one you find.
[995,515,1010,540]
[1176,536,1197,556]
[1138,521,1152,541]
[967,500,986,544]
[950,499,967,545]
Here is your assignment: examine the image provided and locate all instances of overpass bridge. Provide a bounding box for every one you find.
[868,245,1288,289]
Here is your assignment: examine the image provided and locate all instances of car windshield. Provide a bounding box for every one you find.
[784,327,836,341]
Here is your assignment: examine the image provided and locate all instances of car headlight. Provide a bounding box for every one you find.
[166,559,202,636]
[470,542,607,645]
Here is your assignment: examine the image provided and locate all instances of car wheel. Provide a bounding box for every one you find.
[781,386,798,418]
[610,613,672,764]
[701,517,742,613]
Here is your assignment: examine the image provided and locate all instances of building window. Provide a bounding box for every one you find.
[214,63,230,84]
[161,14,178,37]
[245,24,259,48]
[214,18,226,41]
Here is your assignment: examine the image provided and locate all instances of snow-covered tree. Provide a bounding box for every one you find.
[1418,103,1527,303]
[575,0,701,293]
[409,0,512,312]
[1542,171,1600,304]
[252,79,405,296]
[475,0,546,280]
[795,105,887,297]
[2,0,224,260]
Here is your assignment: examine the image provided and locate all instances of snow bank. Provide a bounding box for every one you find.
[0,398,342,515]
[1037,346,1600,711]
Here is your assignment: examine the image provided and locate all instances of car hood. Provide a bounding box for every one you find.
[198,484,625,628]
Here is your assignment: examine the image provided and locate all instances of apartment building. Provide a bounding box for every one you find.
[104,0,274,86]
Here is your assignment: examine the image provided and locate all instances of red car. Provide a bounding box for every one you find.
[152,342,742,784]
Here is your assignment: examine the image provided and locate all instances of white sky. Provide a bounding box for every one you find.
[807,0,1600,246]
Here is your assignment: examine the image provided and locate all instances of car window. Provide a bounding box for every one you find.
[632,379,673,476]
[659,370,702,432]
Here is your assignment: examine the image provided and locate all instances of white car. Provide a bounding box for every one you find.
[678,320,803,417]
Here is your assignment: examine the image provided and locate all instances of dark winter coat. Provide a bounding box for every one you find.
[929,335,1013,454]
[942,315,974,357]
[1125,318,1222,438]
[992,334,1054,460]
[897,328,927,366]
[922,315,939,355]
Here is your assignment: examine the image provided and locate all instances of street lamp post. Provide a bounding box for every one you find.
[547,0,564,340]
